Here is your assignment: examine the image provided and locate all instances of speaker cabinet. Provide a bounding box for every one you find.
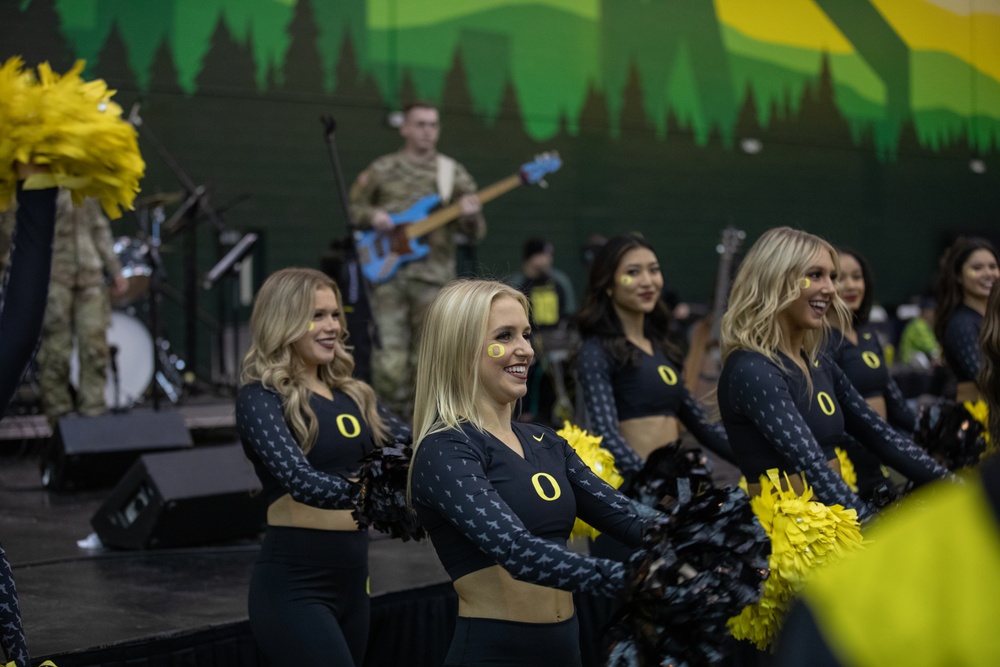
[91,444,266,549]
[41,410,193,491]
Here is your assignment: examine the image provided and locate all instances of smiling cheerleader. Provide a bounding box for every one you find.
[718,227,949,650]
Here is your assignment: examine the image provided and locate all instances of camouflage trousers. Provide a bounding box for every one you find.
[370,277,441,421]
[37,282,110,423]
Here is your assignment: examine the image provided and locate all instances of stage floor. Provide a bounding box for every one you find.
[0,451,448,658]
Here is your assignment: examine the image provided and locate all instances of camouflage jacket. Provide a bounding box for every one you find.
[50,189,121,289]
[349,151,486,285]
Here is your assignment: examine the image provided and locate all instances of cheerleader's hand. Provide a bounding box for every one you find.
[15,161,50,180]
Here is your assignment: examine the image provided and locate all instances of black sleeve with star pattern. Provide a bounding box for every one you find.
[943,309,983,383]
[236,383,357,509]
[412,434,628,597]
[577,339,646,473]
[0,543,28,667]
[377,401,412,445]
[884,371,918,433]
[723,356,874,520]
[831,364,947,484]
[557,438,649,547]
[677,390,735,462]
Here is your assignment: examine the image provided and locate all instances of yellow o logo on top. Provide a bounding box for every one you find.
[658,365,678,386]
[862,351,881,369]
[531,473,562,501]
[336,414,361,438]
[817,392,836,416]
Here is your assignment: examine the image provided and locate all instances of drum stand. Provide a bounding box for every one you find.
[108,344,124,413]
[143,203,182,409]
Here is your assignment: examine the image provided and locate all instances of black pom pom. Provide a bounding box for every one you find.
[623,441,714,508]
[915,401,986,470]
[352,444,427,542]
[609,487,770,667]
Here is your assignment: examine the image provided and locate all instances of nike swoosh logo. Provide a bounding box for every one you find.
[533,434,544,442]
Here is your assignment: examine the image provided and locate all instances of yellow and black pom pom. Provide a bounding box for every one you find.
[0,57,144,218]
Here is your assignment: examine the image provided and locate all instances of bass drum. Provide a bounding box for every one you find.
[70,312,154,409]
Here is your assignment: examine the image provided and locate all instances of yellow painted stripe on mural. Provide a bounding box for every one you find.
[870,0,1000,82]
[367,0,598,29]
[713,0,854,54]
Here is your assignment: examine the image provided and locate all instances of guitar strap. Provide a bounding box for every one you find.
[436,154,456,203]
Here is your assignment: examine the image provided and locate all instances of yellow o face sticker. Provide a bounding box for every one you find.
[817,391,836,416]
[488,343,505,358]
[657,365,678,386]
[800,277,811,289]
[336,414,361,438]
[308,321,315,331]
[862,351,881,369]
[531,473,562,501]
[620,275,633,286]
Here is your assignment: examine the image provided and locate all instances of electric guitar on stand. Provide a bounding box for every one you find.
[356,153,561,284]
[684,226,745,405]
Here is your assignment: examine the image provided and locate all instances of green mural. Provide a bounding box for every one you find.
[2,0,998,376]
[14,0,996,152]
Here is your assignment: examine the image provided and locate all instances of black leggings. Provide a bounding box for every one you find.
[249,527,369,667]
[444,614,582,667]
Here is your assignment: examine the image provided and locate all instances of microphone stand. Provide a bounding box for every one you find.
[320,115,375,382]
[130,103,227,386]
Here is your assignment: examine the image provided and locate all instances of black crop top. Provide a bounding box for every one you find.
[943,305,983,383]
[236,382,411,507]
[718,350,948,520]
[826,326,917,432]
[577,337,732,472]
[411,421,646,597]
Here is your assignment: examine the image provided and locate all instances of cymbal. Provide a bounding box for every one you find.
[135,191,184,208]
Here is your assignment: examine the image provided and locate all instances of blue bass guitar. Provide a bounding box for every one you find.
[356,153,561,284]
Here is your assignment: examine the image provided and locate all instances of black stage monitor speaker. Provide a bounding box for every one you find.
[41,410,194,491]
[91,444,266,550]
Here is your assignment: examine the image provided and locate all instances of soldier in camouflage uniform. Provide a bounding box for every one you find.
[350,102,486,420]
[37,189,128,424]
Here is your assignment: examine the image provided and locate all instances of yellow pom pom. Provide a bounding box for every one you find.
[727,470,863,649]
[834,447,859,493]
[557,421,623,541]
[0,57,144,218]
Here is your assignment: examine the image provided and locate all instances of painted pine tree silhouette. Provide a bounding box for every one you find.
[94,22,139,108]
[196,17,258,95]
[283,0,325,94]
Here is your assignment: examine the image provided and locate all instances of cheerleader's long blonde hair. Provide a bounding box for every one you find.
[721,227,850,367]
[240,268,388,453]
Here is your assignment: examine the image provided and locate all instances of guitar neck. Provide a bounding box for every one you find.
[708,265,729,341]
[406,174,522,239]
